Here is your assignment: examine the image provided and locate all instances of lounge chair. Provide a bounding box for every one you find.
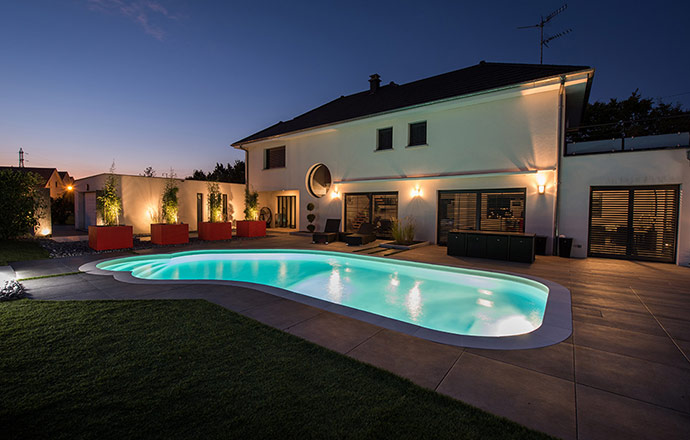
[312,219,341,244]
[344,222,376,246]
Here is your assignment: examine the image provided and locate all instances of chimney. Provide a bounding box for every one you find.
[368,74,381,94]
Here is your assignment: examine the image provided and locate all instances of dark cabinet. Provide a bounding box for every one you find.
[466,234,487,258]
[509,236,536,263]
[446,230,536,263]
[486,235,509,260]
[447,232,466,256]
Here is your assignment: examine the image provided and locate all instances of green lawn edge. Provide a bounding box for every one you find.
[0,239,50,265]
[0,300,555,440]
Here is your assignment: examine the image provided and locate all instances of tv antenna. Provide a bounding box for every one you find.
[18,147,25,167]
[518,3,572,64]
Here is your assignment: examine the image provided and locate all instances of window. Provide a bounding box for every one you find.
[377,127,393,150]
[306,163,332,198]
[222,194,228,221]
[264,146,286,169]
[344,192,398,238]
[437,189,525,244]
[408,121,427,146]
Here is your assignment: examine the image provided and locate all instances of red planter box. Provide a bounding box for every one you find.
[88,225,133,251]
[151,223,189,245]
[198,221,232,241]
[236,220,266,237]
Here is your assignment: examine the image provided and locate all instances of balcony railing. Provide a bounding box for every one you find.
[565,114,690,155]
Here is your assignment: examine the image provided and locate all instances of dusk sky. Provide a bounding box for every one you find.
[1,0,688,179]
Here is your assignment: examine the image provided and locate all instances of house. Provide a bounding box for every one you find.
[232,61,689,265]
[74,174,245,235]
[0,166,76,235]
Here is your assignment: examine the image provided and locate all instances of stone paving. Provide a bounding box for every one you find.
[9,234,690,440]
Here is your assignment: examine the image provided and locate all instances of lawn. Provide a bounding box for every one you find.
[0,300,553,440]
[0,239,49,265]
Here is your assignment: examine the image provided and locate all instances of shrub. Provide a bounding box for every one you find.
[244,188,259,221]
[0,169,44,239]
[161,175,179,224]
[306,203,316,232]
[207,182,223,223]
[97,166,122,226]
[390,217,416,245]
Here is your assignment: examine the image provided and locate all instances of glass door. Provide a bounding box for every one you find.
[344,194,371,233]
[344,192,398,237]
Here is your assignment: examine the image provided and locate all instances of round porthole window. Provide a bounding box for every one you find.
[306,163,332,198]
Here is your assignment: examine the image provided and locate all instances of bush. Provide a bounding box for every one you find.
[306,224,316,233]
[0,169,44,239]
[207,182,223,223]
[244,188,259,221]
[97,167,121,226]
[161,175,179,224]
[306,213,316,223]
[390,217,416,245]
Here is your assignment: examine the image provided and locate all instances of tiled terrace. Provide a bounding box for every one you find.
[10,234,690,440]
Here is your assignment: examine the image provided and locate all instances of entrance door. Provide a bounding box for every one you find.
[276,196,296,228]
[588,185,679,263]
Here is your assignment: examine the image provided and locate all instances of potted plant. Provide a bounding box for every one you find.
[198,181,232,241]
[151,173,188,245]
[89,166,133,250]
[306,203,316,233]
[236,187,265,237]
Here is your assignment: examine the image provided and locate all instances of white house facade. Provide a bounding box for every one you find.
[233,62,689,265]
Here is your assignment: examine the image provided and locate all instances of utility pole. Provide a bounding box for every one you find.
[18,148,25,167]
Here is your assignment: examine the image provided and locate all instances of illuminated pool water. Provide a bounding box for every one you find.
[95,249,549,337]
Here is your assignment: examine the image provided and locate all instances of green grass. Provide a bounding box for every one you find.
[0,300,553,440]
[18,272,81,281]
[0,239,50,265]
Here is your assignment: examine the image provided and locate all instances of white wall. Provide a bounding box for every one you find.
[560,149,689,265]
[74,174,246,234]
[241,83,563,244]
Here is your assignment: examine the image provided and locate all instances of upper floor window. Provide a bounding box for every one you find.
[408,121,427,146]
[377,127,393,150]
[264,146,285,169]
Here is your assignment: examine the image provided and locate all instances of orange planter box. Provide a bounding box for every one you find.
[198,221,232,241]
[151,223,189,245]
[88,225,133,251]
[236,220,266,237]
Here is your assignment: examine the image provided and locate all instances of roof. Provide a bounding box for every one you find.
[0,166,58,186]
[232,61,592,146]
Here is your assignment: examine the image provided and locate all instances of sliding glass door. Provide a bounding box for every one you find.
[344,192,398,238]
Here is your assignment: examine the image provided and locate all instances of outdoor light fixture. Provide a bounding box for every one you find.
[536,173,547,195]
[41,227,51,236]
[66,185,73,191]
[411,185,423,198]
[330,187,340,199]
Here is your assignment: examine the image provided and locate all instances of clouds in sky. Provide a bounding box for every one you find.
[87,0,178,40]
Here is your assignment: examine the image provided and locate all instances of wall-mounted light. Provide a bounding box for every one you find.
[536,172,547,195]
[66,185,73,191]
[330,187,341,199]
[411,185,423,198]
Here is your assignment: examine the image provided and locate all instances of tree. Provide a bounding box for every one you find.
[141,166,156,177]
[186,160,245,184]
[0,169,45,239]
[97,165,122,226]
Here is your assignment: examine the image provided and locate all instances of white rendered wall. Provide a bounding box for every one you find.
[559,149,689,265]
[74,174,245,234]
[242,85,561,244]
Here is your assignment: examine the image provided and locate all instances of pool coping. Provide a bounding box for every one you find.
[79,250,572,350]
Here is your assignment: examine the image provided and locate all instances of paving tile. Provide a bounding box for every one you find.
[467,340,574,381]
[241,298,323,330]
[437,352,576,440]
[574,346,690,413]
[287,311,382,354]
[645,303,690,321]
[202,287,282,312]
[21,273,87,289]
[573,321,689,370]
[576,384,690,440]
[348,329,462,390]
[24,280,97,299]
[572,305,666,337]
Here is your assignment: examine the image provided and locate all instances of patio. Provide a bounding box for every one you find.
[10,234,690,440]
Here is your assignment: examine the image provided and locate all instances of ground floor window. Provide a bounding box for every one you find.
[344,192,398,238]
[437,189,526,245]
[589,185,679,263]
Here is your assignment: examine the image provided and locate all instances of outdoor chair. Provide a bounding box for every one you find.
[343,222,377,246]
[312,219,341,244]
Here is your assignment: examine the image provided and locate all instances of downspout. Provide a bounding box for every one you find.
[239,145,249,191]
[553,75,566,255]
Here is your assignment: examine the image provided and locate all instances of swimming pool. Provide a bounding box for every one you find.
[87,249,571,346]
